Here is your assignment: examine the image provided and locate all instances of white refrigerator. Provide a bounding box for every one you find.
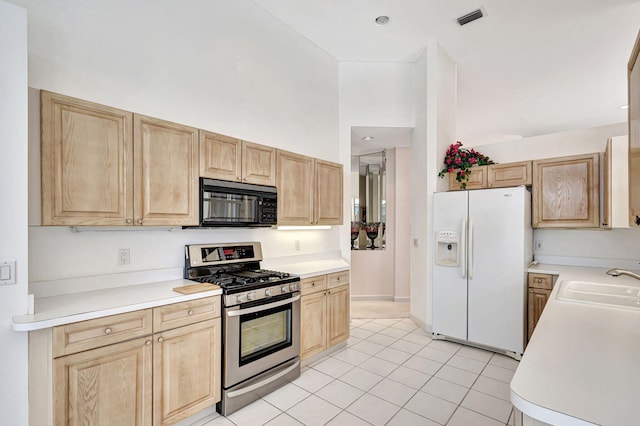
[432,186,532,356]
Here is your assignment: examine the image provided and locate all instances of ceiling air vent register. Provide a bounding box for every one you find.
[457,9,484,26]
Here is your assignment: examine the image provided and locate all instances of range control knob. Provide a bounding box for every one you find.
[247,291,256,301]
[236,294,246,304]
[290,282,298,291]
[265,288,273,297]
[281,284,290,293]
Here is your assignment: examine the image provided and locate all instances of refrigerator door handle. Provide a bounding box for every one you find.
[469,216,474,280]
[460,217,467,279]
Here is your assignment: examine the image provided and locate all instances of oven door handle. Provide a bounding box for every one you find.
[226,359,300,398]
[226,294,300,317]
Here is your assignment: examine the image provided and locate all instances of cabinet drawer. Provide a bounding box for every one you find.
[53,309,153,358]
[301,275,328,295]
[528,273,554,290]
[327,271,349,289]
[153,296,220,332]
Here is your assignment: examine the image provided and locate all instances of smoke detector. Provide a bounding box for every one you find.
[457,9,484,26]
[375,16,390,26]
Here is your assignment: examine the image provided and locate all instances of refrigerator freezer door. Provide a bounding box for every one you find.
[432,191,468,341]
[467,187,529,354]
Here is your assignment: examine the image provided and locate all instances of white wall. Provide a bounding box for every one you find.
[350,148,411,301]
[469,123,640,265]
[15,0,343,282]
[394,147,412,300]
[339,62,415,299]
[412,42,457,329]
[0,1,29,424]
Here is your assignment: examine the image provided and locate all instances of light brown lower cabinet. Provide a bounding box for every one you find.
[54,336,153,425]
[300,271,350,360]
[153,319,220,426]
[33,296,221,426]
[527,274,555,342]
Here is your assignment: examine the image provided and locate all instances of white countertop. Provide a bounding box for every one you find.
[12,279,222,332]
[13,256,349,332]
[512,264,640,425]
[262,257,350,279]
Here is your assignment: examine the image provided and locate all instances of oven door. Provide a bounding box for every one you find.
[224,293,300,387]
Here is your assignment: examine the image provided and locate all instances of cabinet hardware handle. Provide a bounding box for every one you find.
[187,309,194,315]
[158,337,164,343]
[126,219,132,224]
[136,218,143,224]
[237,177,242,180]
[312,283,315,286]
[104,327,112,335]
[244,177,248,181]
[145,340,151,346]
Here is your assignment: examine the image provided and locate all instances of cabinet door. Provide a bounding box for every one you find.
[41,91,134,226]
[199,130,241,181]
[242,141,277,186]
[532,153,600,228]
[54,336,153,426]
[448,165,487,191]
[527,288,551,342]
[134,114,199,226]
[315,159,344,225]
[153,319,220,426]
[300,291,326,359]
[629,29,640,227]
[326,285,350,347]
[277,150,314,225]
[488,161,532,188]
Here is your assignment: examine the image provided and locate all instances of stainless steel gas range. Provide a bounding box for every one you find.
[184,242,301,416]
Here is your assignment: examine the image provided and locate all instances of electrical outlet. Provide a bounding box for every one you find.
[118,249,130,265]
[535,240,544,250]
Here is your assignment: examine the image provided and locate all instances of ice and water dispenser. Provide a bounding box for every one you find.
[435,229,459,266]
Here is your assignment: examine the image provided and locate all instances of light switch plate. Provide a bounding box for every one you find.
[0,260,16,285]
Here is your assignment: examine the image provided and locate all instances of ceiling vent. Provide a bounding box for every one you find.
[457,9,484,26]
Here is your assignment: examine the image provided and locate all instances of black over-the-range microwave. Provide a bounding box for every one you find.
[194,178,277,227]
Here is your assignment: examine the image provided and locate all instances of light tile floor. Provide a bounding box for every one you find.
[200,317,519,426]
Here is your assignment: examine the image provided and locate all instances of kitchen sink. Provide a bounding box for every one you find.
[556,280,640,310]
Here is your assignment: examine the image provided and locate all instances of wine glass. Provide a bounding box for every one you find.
[350,222,360,250]
[365,222,380,249]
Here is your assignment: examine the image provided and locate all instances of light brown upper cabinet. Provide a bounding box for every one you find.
[488,161,532,188]
[199,130,276,186]
[448,161,532,191]
[315,159,344,225]
[532,153,600,228]
[41,91,134,226]
[41,91,199,226]
[277,150,343,225]
[628,29,640,227]
[448,165,487,190]
[133,114,199,226]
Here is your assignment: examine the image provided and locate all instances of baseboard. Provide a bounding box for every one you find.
[393,296,410,303]
[351,295,394,301]
[410,314,429,333]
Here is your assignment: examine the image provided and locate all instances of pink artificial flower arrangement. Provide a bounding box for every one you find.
[437,141,494,189]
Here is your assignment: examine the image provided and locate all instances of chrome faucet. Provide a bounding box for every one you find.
[606,268,640,281]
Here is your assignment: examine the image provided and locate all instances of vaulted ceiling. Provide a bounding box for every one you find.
[253,0,640,151]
